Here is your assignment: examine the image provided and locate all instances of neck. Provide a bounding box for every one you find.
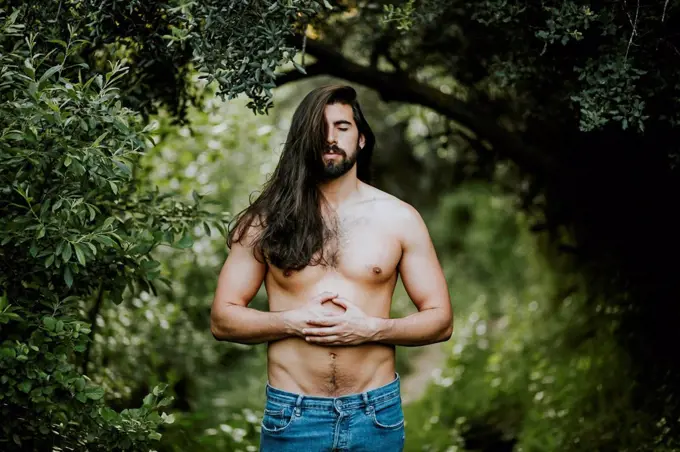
[318,167,360,209]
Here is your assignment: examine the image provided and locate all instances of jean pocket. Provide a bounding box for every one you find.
[261,406,295,433]
[370,398,405,430]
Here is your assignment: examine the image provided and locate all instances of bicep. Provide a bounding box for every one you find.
[397,207,451,312]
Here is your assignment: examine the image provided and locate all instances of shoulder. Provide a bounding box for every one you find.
[228,211,266,257]
[360,185,426,236]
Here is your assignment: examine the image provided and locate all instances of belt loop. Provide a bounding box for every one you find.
[295,395,303,416]
[362,392,371,414]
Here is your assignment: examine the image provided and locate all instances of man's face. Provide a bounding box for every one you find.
[320,103,366,180]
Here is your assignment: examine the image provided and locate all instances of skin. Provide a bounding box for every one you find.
[210,103,453,397]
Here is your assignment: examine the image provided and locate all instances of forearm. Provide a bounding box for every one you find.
[373,308,453,346]
[211,304,293,345]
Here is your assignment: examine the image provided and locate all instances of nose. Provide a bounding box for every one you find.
[327,129,336,145]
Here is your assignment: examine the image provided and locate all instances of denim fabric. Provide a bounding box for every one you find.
[259,373,405,452]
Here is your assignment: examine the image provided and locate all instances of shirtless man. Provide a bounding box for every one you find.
[210,85,453,451]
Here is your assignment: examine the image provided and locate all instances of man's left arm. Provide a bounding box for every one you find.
[372,205,453,346]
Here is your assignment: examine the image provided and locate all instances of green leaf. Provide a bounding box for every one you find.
[64,156,72,167]
[38,65,62,84]
[42,316,57,331]
[102,217,116,229]
[74,378,85,391]
[157,396,174,408]
[94,235,116,247]
[18,380,32,393]
[85,386,105,400]
[74,244,86,266]
[175,234,193,249]
[153,383,168,396]
[113,160,131,176]
[64,266,73,288]
[48,39,68,48]
[148,432,162,441]
[292,61,307,74]
[141,259,161,270]
[143,393,155,406]
[62,243,72,262]
[100,407,117,422]
[44,254,55,268]
[0,347,16,359]
[161,413,175,424]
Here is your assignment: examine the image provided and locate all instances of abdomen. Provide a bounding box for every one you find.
[266,338,395,397]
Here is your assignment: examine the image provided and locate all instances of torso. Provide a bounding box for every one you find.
[264,184,407,396]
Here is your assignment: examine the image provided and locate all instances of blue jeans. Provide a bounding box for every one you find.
[259,373,405,451]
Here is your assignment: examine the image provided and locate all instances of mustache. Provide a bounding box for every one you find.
[325,145,346,156]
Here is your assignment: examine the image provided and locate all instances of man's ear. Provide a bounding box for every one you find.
[359,134,366,149]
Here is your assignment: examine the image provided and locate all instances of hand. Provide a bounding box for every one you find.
[303,297,380,346]
[282,291,341,338]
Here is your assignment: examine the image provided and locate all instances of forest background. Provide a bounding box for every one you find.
[1,1,680,451]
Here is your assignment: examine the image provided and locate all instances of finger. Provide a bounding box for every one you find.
[313,291,339,303]
[306,335,341,344]
[303,327,340,336]
[330,297,353,310]
[306,317,340,326]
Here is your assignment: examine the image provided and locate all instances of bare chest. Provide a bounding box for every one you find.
[269,214,402,288]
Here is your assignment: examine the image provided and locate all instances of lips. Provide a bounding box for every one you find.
[324,147,345,157]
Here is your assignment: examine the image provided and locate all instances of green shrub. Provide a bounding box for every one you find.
[0,14,223,451]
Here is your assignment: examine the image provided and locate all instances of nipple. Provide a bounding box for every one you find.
[372,266,382,274]
[283,269,293,277]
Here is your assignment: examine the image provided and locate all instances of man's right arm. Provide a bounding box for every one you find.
[209,231,292,345]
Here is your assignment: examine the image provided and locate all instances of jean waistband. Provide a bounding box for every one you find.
[265,373,401,410]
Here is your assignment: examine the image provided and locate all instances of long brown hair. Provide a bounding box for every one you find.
[227,84,376,271]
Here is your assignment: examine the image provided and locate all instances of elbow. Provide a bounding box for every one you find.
[210,318,226,341]
[439,317,454,342]
[210,309,231,341]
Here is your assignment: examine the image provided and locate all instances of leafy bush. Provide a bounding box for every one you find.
[0,14,224,451]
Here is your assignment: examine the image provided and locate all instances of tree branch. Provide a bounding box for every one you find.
[277,37,557,178]
[80,281,104,375]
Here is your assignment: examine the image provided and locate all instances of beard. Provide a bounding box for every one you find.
[320,142,359,181]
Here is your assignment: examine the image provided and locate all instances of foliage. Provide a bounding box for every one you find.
[3,0,332,119]
[406,186,678,451]
[0,13,224,450]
